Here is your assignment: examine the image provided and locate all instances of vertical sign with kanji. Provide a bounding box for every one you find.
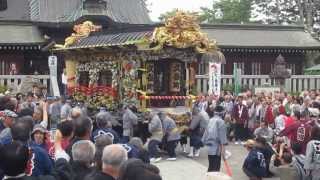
[208,63,221,96]
[48,55,60,97]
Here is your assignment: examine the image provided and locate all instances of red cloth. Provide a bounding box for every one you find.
[279,105,286,115]
[280,119,312,154]
[265,105,274,125]
[285,116,295,128]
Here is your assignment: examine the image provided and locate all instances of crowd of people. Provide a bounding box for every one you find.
[0,92,163,180]
[192,90,320,180]
[0,88,320,180]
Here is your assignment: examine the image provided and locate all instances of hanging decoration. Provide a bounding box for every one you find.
[70,60,119,110]
[121,60,140,106]
[77,61,118,86]
[170,63,182,92]
[146,63,155,93]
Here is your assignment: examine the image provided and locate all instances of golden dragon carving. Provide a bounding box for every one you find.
[149,11,218,53]
[55,21,102,48]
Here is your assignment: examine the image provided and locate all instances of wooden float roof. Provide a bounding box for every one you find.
[55,24,320,51]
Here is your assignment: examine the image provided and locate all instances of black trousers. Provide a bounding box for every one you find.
[148,140,161,158]
[235,123,246,141]
[167,140,178,158]
[208,155,221,172]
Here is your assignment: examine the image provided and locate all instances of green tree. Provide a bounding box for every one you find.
[199,0,252,23]
[251,0,301,24]
[158,9,179,22]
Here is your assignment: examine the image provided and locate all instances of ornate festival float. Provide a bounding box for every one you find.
[54,11,225,125]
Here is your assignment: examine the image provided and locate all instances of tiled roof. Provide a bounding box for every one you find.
[30,0,151,24]
[0,22,45,45]
[202,24,320,49]
[57,24,320,50]
[63,31,153,49]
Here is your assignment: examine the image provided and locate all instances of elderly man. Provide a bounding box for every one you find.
[94,135,113,170]
[188,107,205,157]
[86,144,128,180]
[122,106,138,143]
[92,111,120,144]
[254,121,274,144]
[66,116,93,160]
[0,110,18,145]
[147,111,163,163]
[71,140,96,180]
[159,112,180,161]
[202,105,228,172]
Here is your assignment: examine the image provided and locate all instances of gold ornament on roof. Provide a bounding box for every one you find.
[150,11,218,53]
[55,21,102,48]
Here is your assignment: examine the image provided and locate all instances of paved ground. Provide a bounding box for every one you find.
[154,144,280,180]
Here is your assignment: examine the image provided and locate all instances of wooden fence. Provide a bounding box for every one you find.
[0,75,50,89]
[196,74,320,93]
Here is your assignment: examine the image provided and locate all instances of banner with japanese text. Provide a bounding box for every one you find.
[208,63,221,96]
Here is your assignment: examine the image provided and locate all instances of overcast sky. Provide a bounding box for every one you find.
[147,0,213,21]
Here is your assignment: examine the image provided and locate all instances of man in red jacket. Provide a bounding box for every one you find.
[233,95,249,145]
[280,110,312,154]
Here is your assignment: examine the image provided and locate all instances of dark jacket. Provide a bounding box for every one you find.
[71,161,94,180]
[85,171,115,180]
[4,159,71,180]
[243,148,267,178]
[137,149,150,164]
[26,144,53,176]
[66,137,84,162]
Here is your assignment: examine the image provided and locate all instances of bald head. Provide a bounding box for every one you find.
[71,107,82,119]
[102,144,128,169]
